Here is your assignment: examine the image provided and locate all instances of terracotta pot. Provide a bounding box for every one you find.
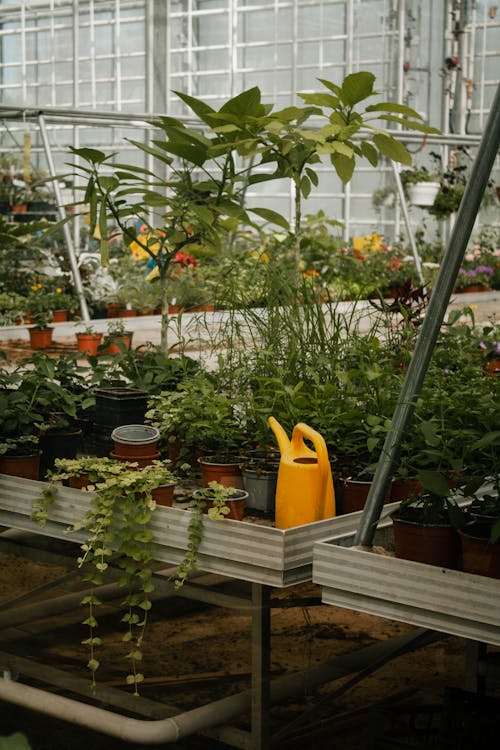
[152,483,176,507]
[392,516,460,569]
[454,284,491,294]
[104,333,133,354]
[76,332,103,356]
[106,303,124,318]
[486,358,500,374]
[168,304,183,314]
[459,523,500,579]
[198,455,244,489]
[52,309,69,322]
[340,478,392,514]
[390,478,423,502]
[111,425,160,456]
[68,474,91,490]
[29,327,54,349]
[119,308,138,318]
[195,488,248,521]
[0,452,40,480]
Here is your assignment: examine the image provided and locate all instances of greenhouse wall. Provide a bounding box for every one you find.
[0,0,498,242]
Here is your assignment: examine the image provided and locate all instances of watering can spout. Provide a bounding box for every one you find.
[268,416,291,454]
[268,416,336,529]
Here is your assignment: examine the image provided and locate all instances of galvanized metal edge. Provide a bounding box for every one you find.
[313,541,500,645]
[0,475,382,587]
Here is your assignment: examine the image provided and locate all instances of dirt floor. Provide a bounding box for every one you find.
[0,543,498,750]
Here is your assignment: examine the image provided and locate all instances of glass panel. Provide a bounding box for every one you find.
[95,24,114,56]
[196,73,231,98]
[195,48,229,70]
[196,17,229,46]
[353,1,387,34]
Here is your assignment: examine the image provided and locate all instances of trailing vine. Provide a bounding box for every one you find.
[173,482,231,590]
[32,457,176,693]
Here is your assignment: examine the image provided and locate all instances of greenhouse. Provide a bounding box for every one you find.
[0,1,499,749]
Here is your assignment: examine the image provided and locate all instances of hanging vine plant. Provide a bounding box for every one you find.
[32,457,177,693]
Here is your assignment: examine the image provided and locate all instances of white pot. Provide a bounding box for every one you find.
[407,181,440,207]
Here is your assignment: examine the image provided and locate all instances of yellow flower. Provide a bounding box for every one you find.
[56,287,62,294]
[352,234,383,253]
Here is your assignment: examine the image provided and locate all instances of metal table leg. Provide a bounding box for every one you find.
[251,583,270,749]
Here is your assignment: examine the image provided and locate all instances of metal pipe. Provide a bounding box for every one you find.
[0,628,434,745]
[355,80,500,548]
[392,162,425,286]
[38,113,90,322]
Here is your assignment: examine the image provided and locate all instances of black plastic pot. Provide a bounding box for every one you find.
[93,388,149,429]
[39,430,82,479]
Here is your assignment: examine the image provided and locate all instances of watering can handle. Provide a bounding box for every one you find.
[292,422,330,476]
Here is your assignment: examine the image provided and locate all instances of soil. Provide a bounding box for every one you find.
[0,543,498,750]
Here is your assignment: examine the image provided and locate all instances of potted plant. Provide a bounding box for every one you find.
[459,483,500,579]
[102,319,133,354]
[33,456,179,692]
[0,435,40,480]
[173,481,246,591]
[16,355,92,477]
[241,448,280,516]
[145,371,250,467]
[191,481,248,521]
[390,478,467,569]
[75,324,104,355]
[400,166,441,207]
[109,424,161,467]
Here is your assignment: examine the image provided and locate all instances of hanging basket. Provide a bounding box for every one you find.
[407,181,441,207]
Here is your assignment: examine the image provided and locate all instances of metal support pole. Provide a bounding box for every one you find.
[392,162,425,286]
[37,113,90,322]
[251,583,270,750]
[354,81,500,548]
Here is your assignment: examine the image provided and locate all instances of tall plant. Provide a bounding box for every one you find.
[72,72,438,352]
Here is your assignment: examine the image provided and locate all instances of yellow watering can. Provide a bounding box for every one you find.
[268,417,336,529]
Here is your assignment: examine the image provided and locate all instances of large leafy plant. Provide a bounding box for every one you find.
[71,71,438,352]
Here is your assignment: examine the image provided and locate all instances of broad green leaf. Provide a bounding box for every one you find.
[248,207,290,230]
[366,102,424,119]
[174,90,216,123]
[298,92,341,108]
[360,140,379,166]
[317,78,342,97]
[190,204,214,225]
[99,175,119,193]
[340,71,376,106]
[376,115,442,134]
[372,132,412,166]
[159,141,208,167]
[317,141,353,158]
[420,420,440,446]
[330,152,355,183]
[417,470,450,497]
[305,167,319,186]
[300,175,311,198]
[70,146,109,164]
[220,86,263,117]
